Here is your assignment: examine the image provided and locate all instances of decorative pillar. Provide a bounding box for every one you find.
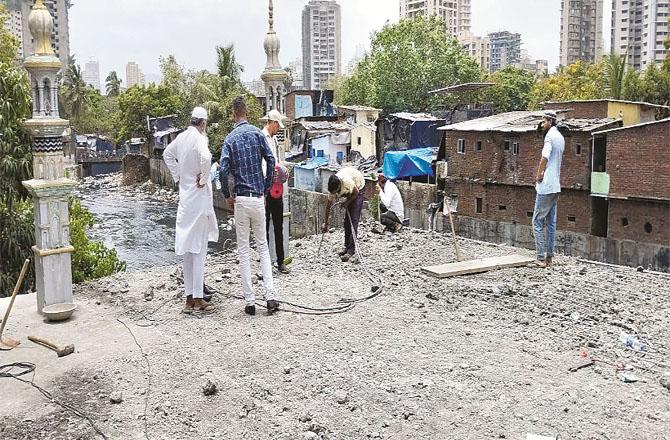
[21,0,77,314]
[261,0,288,115]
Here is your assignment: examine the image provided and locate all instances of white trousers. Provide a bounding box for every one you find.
[183,227,209,299]
[234,196,275,305]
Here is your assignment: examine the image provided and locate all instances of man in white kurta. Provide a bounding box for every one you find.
[163,107,219,313]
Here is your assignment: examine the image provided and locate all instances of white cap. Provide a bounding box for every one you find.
[543,110,558,120]
[192,106,208,120]
[263,109,286,129]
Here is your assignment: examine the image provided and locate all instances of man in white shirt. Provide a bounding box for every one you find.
[322,167,366,262]
[376,173,404,232]
[262,110,290,274]
[163,107,219,313]
[533,110,565,267]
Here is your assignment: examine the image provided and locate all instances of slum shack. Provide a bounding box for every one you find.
[148,115,182,158]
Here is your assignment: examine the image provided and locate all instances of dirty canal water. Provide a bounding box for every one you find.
[76,173,236,271]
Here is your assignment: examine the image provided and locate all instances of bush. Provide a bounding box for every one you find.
[68,197,126,283]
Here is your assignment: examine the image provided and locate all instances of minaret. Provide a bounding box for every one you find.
[22,0,77,313]
[261,0,288,114]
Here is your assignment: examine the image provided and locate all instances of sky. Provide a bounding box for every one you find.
[69,0,613,85]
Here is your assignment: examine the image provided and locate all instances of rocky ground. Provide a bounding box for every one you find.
[1,222,669,440]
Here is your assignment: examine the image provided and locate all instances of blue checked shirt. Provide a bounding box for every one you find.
[219,121,275,198]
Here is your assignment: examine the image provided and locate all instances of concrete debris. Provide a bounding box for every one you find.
[109,391,123,404]
[202,379,218,396]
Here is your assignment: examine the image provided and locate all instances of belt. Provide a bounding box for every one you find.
[234,191,263,198]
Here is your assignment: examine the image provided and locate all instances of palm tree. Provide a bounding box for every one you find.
[62,62,91,122]
[215,44,243,97]
[105,71,122,96]
[604,53,627,100]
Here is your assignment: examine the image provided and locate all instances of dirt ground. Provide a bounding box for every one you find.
[1,222,669,440]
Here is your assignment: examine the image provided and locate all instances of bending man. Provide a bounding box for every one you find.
[163,107,218,313]
[322,166,365,262]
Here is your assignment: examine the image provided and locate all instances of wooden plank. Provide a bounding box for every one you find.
[422,254,536,278]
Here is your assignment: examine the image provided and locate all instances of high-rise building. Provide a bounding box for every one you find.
[488,31,522,72]
[611,0,669,71]
[4,7,24,59]
[559,0,604,66]
[83,59,100,91]
[458,31,491,72]
[8,0,70,66]
[287,58,304,89]
[345,44,365,76]
[126,61,142,88]
[399,0,471,37]
[514,50,549,75]
[302,0,342,90]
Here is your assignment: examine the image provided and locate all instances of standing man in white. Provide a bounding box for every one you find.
[533,110,565,267]
[219,97,279,316]
[163,107,219,313]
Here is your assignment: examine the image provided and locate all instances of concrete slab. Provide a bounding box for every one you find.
[421,254,536,278]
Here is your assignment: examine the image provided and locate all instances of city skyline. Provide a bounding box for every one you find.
[68,0,597,84]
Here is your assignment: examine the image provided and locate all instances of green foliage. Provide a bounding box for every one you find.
[0,58,33,296]
[208,85,264,158]
[114,83,182,144]
[75,95,119,137]
[483,66,536,113]
[68,197,126,283]
[528,61,607,109]
[215,44,244,98]
[0,4,19,65]
[340,15,483,113]
[61,62,96,124]
[105,71,122,97]
[603,53,627,100]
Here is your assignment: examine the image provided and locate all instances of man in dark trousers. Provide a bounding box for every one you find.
[322,167,365,262]
[261,110,290,274]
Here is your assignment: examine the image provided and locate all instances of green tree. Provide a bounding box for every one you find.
[622,69,645,101]
[0,54,33,295]
[528,61,606,108]
[483,66,536,113]
[114,83,182,144]
[603,53,627,100]
[105,71,122,97]
[61,62,95,124]
[0,4,18,65]
[640,62,670,107]
[215,44,244,97]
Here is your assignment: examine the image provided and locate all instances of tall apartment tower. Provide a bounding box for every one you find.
[612,0,669,70]
[458,31,491,72]
[8,0,70,65]
[126,61,142,88]
[302,0,342,90]
[559,0,604,66]
[489,31,522,72]
[399,0,471,37]
[83,59,100,91]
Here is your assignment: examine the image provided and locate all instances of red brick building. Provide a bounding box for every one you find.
[439,111,621,236]
[543,99,669,127]
[591,119,670,245]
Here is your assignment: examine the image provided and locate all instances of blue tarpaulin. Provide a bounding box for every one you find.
[382,148,434,180]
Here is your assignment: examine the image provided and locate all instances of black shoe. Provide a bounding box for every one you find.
[203,293,213,303]
[266,300,280,314]
[203,284,217,295]
[277,264,290,274]
[341,252,354,262]
[337,248,348,256]
[244,305,256,316]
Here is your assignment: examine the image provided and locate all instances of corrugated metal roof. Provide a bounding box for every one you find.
[338,105,382,112]
[592,117,670,135]
[390,112,444,122]
[439,111,619,133]
[429,82,495,94]
[296,120,353,131]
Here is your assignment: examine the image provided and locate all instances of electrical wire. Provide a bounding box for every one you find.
[0,362,108,439]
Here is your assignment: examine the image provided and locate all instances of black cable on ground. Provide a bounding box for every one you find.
[0,362,109,439]
[117,318,151,440]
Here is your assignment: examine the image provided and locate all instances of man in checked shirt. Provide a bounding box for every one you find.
[219,96,279,316]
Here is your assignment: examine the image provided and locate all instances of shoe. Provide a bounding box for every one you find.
[341,252,354,262]
[203,284,217,295]
[266,300,280,314]
[244,305,256,315]
[337,248,349,256]
[277,264,290,274]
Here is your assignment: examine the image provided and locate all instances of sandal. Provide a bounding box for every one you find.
[193,299,216,312]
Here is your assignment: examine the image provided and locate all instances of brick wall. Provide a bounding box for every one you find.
[444,129,593,190]
[605,120,670,201]
[445,181,592,234]
[608,199,670,244]
[544,101,609,119]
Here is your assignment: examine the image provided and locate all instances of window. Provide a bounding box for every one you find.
[576,143,582,155]
[512,142,519,155]
[498,205,507,211]
[567,216,576,223]
[644,222,653,233]
[476,141,482,151]
[357,137,362,146]
[457,139,465,154]
[621,217,629,227]
[527,211,534,218]
[504,140,511,151]
[476,198,483,213]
